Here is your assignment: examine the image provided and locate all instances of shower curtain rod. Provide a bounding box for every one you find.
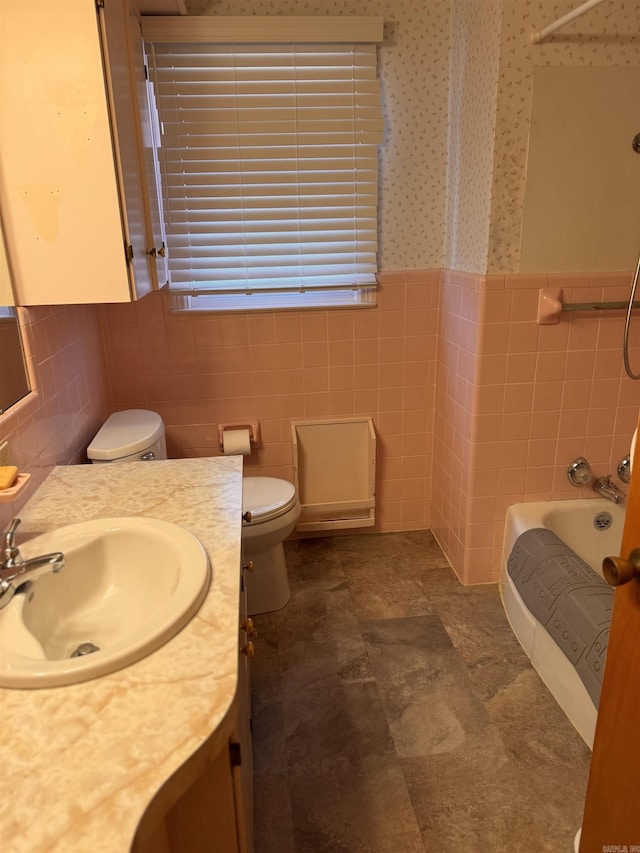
[531,0,607,44]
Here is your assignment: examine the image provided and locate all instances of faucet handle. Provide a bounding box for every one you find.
[617,456,632,484]
[3,517,21,559]
[567,457,592,486]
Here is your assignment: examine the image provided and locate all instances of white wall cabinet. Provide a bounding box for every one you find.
[0,0,168,305]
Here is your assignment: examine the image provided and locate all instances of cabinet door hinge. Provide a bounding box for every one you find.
[229,742,242,767]
[125,244,134,263]
[95,0,105,8]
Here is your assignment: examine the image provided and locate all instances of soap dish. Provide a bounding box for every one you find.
[0,473,31,503]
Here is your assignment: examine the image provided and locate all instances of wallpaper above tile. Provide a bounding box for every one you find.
[185,0,640,275]
[446,0,502,274]
[488,0,640,274]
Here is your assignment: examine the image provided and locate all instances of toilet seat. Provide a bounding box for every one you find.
[243,477,297,524]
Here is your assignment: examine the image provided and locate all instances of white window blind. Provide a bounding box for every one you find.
[144,30,384,310]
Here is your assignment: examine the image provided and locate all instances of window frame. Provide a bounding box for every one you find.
[141,16,384,313]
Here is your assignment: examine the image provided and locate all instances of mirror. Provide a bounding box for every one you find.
[0,217,30,414]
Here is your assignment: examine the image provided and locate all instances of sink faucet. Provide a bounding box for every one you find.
[592,475,625,505]
[0,518,65,610]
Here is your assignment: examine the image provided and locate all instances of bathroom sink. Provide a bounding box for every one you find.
[0,517,210,688]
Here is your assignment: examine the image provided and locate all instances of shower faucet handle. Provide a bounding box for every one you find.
[567,457,592,486]
[617,455,631,484]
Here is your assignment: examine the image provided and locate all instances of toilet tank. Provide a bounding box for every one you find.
[87,410,167,464]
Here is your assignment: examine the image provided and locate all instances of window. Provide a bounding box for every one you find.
[142,17,384,312]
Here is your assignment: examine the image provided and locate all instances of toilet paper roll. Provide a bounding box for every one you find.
[222,428,252,456]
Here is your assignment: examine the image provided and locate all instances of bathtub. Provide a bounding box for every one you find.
[500,498,626,748]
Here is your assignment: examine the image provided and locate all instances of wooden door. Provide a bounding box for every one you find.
[580,416,640,850]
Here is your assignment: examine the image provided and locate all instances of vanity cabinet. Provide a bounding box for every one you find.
[133,561,255,853]
[1,458,248,853]
[0,0,167,305]
[140,730,250,853]
[133,667,254,853]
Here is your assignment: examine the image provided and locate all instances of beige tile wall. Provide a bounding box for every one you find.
[432,269,640,583]
[0,305,109,529]
[2,268,638,584]
[100,270,440,533]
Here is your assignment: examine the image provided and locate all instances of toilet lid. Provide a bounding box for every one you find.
[242,477,297,524]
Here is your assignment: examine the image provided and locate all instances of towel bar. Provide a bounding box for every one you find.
[537,288,640,324]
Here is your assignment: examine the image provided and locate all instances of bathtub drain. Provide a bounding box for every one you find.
[593,512,613,531]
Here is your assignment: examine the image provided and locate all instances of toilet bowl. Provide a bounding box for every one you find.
[87,411,299,616]
[242,477,300,615]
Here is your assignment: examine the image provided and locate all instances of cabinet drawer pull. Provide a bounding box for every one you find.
[241,618,258,639]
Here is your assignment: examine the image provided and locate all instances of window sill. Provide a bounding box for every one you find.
[169,287,377,314]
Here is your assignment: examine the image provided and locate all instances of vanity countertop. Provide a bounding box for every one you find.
[0,457,244,853]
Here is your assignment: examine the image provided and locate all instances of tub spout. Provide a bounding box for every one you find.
[592,475,625,505]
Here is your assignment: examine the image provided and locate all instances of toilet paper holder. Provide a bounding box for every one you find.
[218,422,261,450]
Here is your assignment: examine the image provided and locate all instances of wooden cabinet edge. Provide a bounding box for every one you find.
[130,544,253,853]
[132,691,254,853]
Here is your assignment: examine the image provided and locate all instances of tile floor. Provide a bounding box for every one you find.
[250,531,592,853]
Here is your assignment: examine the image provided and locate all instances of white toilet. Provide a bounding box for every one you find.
[87,409,167,463]
[242,476,300,615]
[87,410,300,615]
